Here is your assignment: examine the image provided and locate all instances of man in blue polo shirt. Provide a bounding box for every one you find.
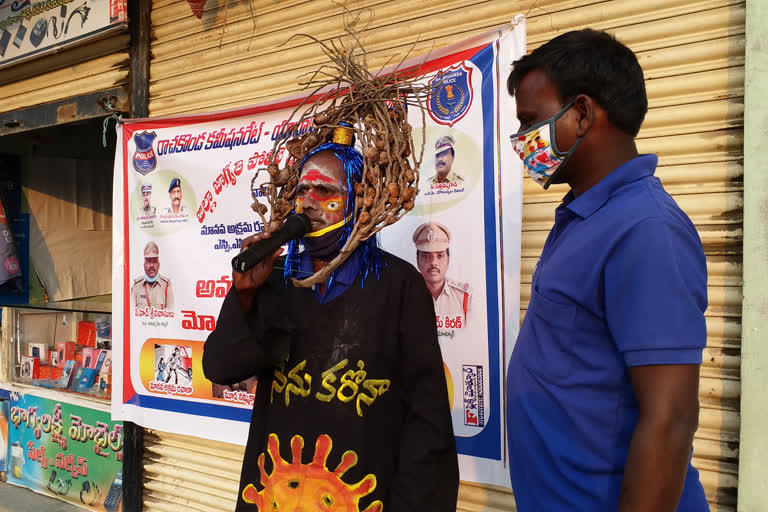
[506,29,709,511]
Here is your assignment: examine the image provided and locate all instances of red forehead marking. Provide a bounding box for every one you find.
[299,169,336,184]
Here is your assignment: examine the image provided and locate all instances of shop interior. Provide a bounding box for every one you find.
[0,117,115,401]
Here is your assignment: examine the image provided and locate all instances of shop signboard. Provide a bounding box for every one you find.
[0,0,127,68]
[6,391,123,511]
[0,389,9,475]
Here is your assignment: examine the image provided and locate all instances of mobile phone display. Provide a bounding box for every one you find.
[70,367,85,392]
[94,349,106,372]
[0,30,11,57]
[12,24,26,49]
[30,18,47,47]
[103,469,123,512]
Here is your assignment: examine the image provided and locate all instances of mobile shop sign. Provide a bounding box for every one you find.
[112,19,525,487]
[6,392,123,511]
[0,0,127,68]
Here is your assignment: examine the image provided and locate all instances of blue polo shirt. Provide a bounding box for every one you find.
[507,155,709,510]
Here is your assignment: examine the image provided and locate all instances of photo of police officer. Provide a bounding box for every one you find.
[140,183,156,217]
[131,241,174,310]
[426,135,465,185]
[163,178,186,215]
[412,222,472,329]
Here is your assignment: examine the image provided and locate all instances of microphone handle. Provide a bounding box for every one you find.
[231,214,311,273]
[231,236,285,273]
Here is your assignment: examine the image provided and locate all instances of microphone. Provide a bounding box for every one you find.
[231,214,313,273]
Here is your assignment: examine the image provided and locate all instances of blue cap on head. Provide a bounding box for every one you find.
[168,178,181,192]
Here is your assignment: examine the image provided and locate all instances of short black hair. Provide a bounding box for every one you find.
[507,29,647,136]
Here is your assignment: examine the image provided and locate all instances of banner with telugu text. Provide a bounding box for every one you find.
[112,18,525,486]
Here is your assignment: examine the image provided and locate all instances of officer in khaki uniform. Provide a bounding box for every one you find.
[412,222,472,328]
[140,183,156,216]
[426,135,465,184]
[132,241,174,310]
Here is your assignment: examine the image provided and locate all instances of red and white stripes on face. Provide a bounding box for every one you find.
[296,153,348,230]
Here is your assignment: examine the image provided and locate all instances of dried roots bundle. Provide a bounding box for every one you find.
[249,19,430,287]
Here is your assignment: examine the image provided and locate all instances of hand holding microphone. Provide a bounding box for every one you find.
[232,214,312,273]
[230,214,312,307]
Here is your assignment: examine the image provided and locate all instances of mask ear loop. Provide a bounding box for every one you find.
[542,98,594,190]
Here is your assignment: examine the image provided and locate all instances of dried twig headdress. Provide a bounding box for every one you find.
[249,14,429,288]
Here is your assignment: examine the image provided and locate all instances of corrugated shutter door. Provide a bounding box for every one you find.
[143,430,245,511]
[146,1,743,511]
[0,33,130,115]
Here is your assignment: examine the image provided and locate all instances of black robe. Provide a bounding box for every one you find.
[203,252,459,511]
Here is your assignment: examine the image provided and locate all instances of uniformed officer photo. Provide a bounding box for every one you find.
[132,241,175,310]
[426,135,465,185]
[140,183,156,217]
[162,178,186,215]
[412,222,472,328]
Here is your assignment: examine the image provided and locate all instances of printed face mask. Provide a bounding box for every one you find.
[510,102,583,189]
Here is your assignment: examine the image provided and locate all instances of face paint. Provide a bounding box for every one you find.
[318,194,345,221]
[296,191,346,220]
[296,162,348,229]
[300,169,336,184]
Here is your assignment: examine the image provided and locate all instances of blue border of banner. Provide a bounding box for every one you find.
[451,42,502,460]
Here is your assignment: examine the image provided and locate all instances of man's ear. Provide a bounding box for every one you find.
[572,94,596,137]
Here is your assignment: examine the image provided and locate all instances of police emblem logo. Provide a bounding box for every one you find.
[428,62,474,127]
[132,131,158,175]
[427,230,436,242]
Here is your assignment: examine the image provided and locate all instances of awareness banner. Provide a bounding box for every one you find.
[113,18,524,486]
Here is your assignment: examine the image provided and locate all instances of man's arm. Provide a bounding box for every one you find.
[202,289,273,384]
[202,229,284,385]
[604,217,708,511]
[389,267,459,511]
[131,282,140,308]
[618,364,700,511]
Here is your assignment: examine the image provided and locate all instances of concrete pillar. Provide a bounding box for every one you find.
[739,0,768,510]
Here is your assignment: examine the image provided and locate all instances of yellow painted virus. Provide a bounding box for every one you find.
[242,433,383,512]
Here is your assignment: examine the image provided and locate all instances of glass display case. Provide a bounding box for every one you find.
[5,306,112,400]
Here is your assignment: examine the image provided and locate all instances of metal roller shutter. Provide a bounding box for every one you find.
[0,33,130,116]
[145,1,744,511]
[143,429,245,511]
